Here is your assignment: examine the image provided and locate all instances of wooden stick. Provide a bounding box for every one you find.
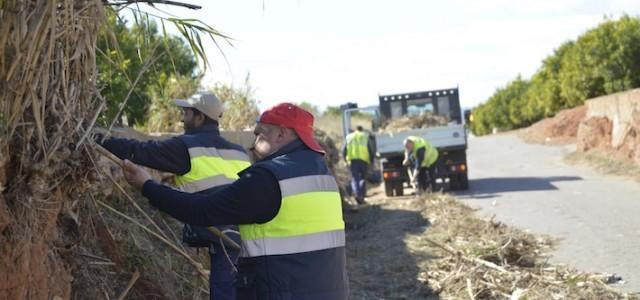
[97,200,209,283]
[94,144,242,251]
[89,146,171,241]
[466,278,476,300]
[117,271,141,300]
[208,227,241,251]
[94,143,124,167]
[425,237,508,273]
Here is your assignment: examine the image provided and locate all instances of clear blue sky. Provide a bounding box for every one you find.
[127,0,639,110]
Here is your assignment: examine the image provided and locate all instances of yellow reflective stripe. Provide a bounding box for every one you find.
[240,229,345,257]
[240,191,344,241]
[188,147,251,161]
[176,174,236,192]
[279,175,338,198]
[178,156,251,185]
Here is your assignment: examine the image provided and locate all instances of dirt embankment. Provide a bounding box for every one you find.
[578,93,640,166]
[517,106,587,145]
[519,88,640,167]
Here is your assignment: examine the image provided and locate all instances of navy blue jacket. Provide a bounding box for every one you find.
[99,123,252,246]
[100,123,219,175]
[142,140,349,299]
[414,147,426,171]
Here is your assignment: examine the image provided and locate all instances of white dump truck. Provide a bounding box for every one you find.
[342,87,469,196]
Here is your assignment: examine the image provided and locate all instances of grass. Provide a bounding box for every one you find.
[565,150,640,183]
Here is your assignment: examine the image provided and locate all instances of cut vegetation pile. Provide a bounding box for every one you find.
[345,190,635,299]
[419,195,636,299]
[381,112,449,132]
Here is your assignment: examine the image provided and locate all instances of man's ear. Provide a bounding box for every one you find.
[194,112,206,126]
[276,126,288,141]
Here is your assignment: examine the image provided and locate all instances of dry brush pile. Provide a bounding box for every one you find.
[1,1,210,299]
[419,195,637,299]
[381,112,449,133]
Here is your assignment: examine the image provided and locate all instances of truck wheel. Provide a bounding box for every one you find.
[384,181,394,197]
[394,181,404,196]
[448,175,458,190]
[458,173,469,190]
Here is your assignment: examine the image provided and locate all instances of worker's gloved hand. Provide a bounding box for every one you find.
[93,133,104,145]
[122,159,152,190]
[402,158,410,167]
[92,127,108,145]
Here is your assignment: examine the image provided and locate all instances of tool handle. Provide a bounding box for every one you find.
[207,227,241,250]
[95,144,124,167]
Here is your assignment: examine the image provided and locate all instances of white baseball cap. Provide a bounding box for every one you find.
[174,92,224,120]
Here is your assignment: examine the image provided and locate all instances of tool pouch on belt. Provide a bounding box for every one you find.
[182,224,237,248]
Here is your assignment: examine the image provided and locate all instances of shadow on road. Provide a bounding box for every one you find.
[345,198,438,299]
[456,176,583,199]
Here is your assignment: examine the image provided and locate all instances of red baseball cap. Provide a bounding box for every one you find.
[257,103,325,155]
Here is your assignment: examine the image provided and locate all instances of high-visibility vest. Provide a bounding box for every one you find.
[407,136,438,167]
[175,133,251,246]
[346,131,371,164]
[175,136,251,193]
[238,142,348,299]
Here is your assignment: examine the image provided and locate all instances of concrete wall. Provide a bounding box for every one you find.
[585,88,640,148]
[111,127,256,149]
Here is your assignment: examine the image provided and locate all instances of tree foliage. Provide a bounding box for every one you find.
[97,12,198,126]
[143,74,200,132]
[471,15,640,135]
[211,78,260,130]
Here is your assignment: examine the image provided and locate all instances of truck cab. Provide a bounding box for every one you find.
[342,87,469,196]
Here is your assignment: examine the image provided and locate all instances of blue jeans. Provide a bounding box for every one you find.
[209,232,241,300]
[350,159,368,200]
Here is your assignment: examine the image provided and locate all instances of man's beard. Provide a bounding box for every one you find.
[183,121,194,132]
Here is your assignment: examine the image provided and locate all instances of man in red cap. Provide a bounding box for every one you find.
[121,103,349,299]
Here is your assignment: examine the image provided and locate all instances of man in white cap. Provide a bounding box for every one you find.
[96,91,251,300]
[119,103,348,299]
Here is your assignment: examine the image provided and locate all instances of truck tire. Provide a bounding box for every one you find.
[448,175,458,190]
[458,173,469,190]
[394,181,404,196]
[384,181,394,197]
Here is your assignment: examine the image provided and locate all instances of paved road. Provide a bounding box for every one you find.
[458,133,640,293]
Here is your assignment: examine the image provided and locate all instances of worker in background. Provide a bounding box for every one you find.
[120,103,349,299]
[95,92,250,300]
[343,125,374,204]
[402,136,439,193]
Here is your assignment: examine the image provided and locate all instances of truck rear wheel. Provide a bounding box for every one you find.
[458,173,469,190]
[394,181,404,196]
[384,181,394,197]
[448,175,458,190]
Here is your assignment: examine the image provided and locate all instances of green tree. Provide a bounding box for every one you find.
[97,12,198,126]
[559,15,640,106]
[472,15,640,136]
